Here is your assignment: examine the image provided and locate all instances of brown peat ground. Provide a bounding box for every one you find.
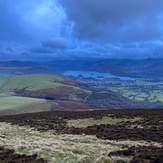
[0,109,162,163]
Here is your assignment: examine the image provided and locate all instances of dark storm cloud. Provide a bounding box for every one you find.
[0,0,67,41]
[30,47,54,54]
[60,0,163,42]
[42,38,68,49]
[0,0,27,41]
[30,38,68,55]
[0,0,163,59]
[0,0,69,59]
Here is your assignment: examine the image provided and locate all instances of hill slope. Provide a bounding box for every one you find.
[0,74,92,115]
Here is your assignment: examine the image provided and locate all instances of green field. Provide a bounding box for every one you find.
[0,96,46,110]
[0,74,66,92]
[101,79,163,103]
[0,74,90,96]
[0,96,54,115]
[0,75,65,115]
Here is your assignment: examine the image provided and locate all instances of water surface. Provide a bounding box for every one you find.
[63,70,135,81]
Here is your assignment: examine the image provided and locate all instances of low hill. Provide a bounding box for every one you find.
[0,74,92,115]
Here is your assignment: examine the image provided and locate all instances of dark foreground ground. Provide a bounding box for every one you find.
[0,109,163,163]
[0,147,46,163]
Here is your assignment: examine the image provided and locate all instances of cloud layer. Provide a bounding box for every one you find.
[61,0,163,42]
[0,0,163,60]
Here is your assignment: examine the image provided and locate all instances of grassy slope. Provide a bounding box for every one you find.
[0,96,46,110]
[0,74,90,94]
[0,75,63,114]
[0,74,65,92]
[0,96,55,116]
[0,74,91,115]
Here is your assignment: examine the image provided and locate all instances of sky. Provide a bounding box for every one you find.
[0,0,163,60]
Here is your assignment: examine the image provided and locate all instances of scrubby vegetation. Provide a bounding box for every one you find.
[0,110,163,162]
[67,116,141,128]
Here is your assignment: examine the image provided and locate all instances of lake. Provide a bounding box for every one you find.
[63,70,136,81]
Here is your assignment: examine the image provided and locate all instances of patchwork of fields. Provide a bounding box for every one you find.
[109,79,163,103]
[79,77,163,104]
[0,73,158,115]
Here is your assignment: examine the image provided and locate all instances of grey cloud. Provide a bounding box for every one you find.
[30,47,55,54]
[60,0,163,42]
[1,0,163,59]
[30,38,68,54]
[0,1,27,42]
[42,38,68,49]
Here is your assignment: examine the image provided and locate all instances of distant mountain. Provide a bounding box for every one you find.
[0,58,163,78]
[41,58,163,79]
[89,58,163,78]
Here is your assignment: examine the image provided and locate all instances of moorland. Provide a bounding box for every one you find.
[0,59,162,162]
